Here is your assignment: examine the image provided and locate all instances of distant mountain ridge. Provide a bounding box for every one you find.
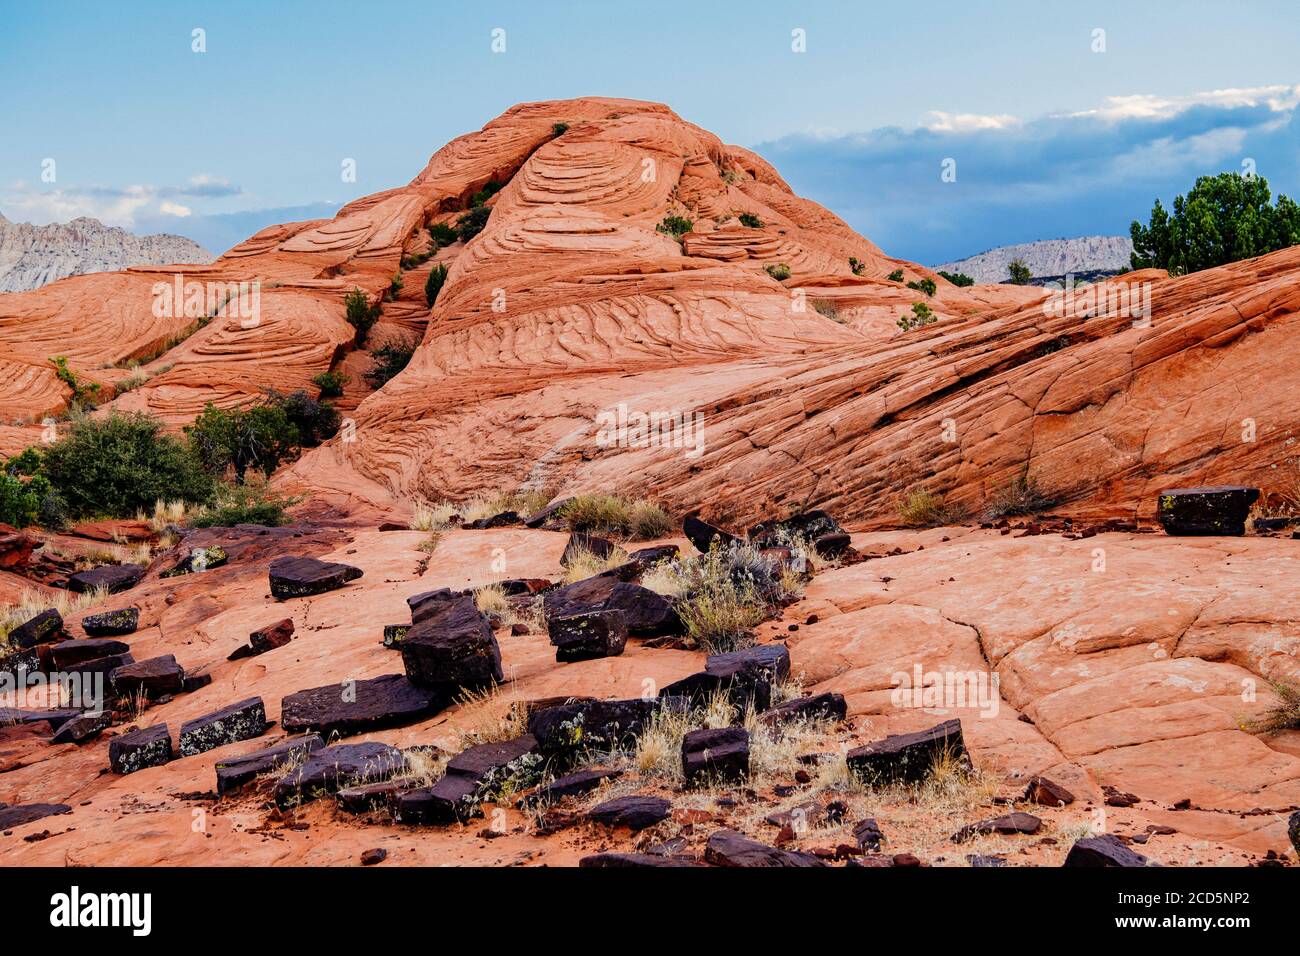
[935,235,1133,285]
[0,212,212,292]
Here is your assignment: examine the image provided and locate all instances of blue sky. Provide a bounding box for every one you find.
[2,0,1298,263]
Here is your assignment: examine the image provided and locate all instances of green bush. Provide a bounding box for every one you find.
[1130,172,1300,275]
[344,288,381,346]
[907,278,938,297]
[192,483,298,528]
[849,257,865,276]
[1007,259,1032,285]
[426,263,449,307]
[559,494,671,540]
[187,402,295,484]
[656,215,693,238]
[388,271,404,299]
[765,262,791,281]
[886,269,904,282]
[41,412,214,518]
[0,471,44,527]
[897,302,937,332]
[938,270,974,287]
[49,356,101,410]
[738,212,763,228]
[428,222,458,247]
[470,182,502,208]
[552,122,569,136]
[457,207,491,243]
[365,341,415,389]
[274,389,340,447]
[312,370,348,398]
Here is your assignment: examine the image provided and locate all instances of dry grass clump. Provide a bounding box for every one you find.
[980,476,1056,520]
[1,586,107,651]
[398,746,449,788]
[561,544,629,584]
[140,498,190,532]
[1243,680,1300,734]
[896,488,963,528]
[409,499,457,532]
[408,488,554,528]
[631,691,737,783]
[810,299,845,323]
[559,494,671,540]
[455,684,532,749]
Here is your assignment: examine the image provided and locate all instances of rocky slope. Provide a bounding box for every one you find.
[0,213,212,293]
[0,98,1297,868]
[936,236,1133,284]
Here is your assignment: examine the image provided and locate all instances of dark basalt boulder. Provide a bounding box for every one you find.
[813,531,851,558]
[0,707,81,731]
[562,532,616,564]
[228,618,295,660]
[401,594,501,690]
[661,643,791,711]
[68,563,146,594]
[50,710,113,745]
[587,794,672,831]
[627,544,680,568]
[395,773,482,825]
[549,609,628,662]
[10,608,64,649]
[1288,810,1300,858]
[748,510,844,548]
[444,734,541,792]
[517,768,623,809]
[268,555,363,599]
[280,673,443,738]
[853,818,884,850]
[1024,775,1076,807]
[543,575,681,638]
[579,852,698,867]
[214,733,323,795]
[527,697,660,753]
[160,545,228,578]
[683,516,739,554]
[110,654,185,699]
[1156,486,1260,536]
[381,624,410,648]
[407,587,460,623]
[336,779,418,814]
[704,829,826,867]
[682,727,750,786]
[759,692,847,728]
[952,811,1042,843]
[396,734,541,825]
[273,742,404,809]
[524,497,573,529]
[50,638,131,669]
[465,510,521,529]
[0,802,72,829]
[1063,833,1149,867]
[179,696,267,757]
[499,578,553,595]
[80,606,139,637]
[846,719,967,786]
[108,723,172,775]
[62,651,135,676]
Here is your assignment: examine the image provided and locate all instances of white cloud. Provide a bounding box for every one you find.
[1066,85,1300,121]
[1,175,241,227]
[158,200,192,217]
[923,111,1021,133]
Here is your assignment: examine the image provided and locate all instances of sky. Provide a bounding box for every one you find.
[1,0,1298,263]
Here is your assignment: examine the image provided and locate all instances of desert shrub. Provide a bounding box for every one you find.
[656,215,693,238]
[561,543,630,584]
[849,256,866,275]
[1007,259,1032,285]
[738,212,764,228]
[896,488,957,528]
[897,302,936,331]
[49,356,101,410]
[400,247,433,269]
[0,472,44,527]
[428,222,458,247]
[457,206,491,242]
[886,268,904,282]
[311,370,347,398]
[191,482,298,528]
[765,262,792,282]
[1130,172,1300,275]
[558,494,670,540]
[41,412,213,518]
[186,400,298,484]
[388,271,404,298]
[365,341,415,389]
[938,269,974,287]
[470,181,502,208]
[552,122,569,136]
[982,476,1055,519]
[5,447,42,477]
[811,299,842,322]
[907,277,937,297]
[425,263,449,307]
[274,389,340,446]
[344,288,381,346]
[1244,680,1300,734]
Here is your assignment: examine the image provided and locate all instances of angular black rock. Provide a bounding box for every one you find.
[160,545,228,578]
[0,802,72,829]
[280,673,443,738]
[179,696,267,757]
[80,606,140,637]
[579,852,697,867]
[273,742,405,809]
[214,733,324,795]
[517,768,623,809]
[396,734,541,825]
[527,697,660,753]
[381,624,409,648]
[524,497,572,529]
[108,723,172,774]
[50,710,113,745]
[853,818,884,850]
[704,829,826,867]
[68,563,146,594]
[62,651,135,677]
[465,510,521,529]
[110,654,185,699]
[268,555,363,599]
[813,531,851,558]
[951,811,1042,843]
[759,692,847,728]
[0,707,81,731]
[562,532,616,564]
[1156,486,1260,536]
[407,587,460,623]
[1063,833,1149,867]
[683,515,739,554]
[748,509,843,547]
[395,773,482,825]
[336,779,416,814]
[543,575,681,638]
[846,718,967,785]
[444,734,541,791]
[400,594,502,690]
[661,643,791,711]
[50,638,131,670]
[682,726,750,786]
[587,795,672,831]
[548,609,628,662]
[9,608,64,649]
